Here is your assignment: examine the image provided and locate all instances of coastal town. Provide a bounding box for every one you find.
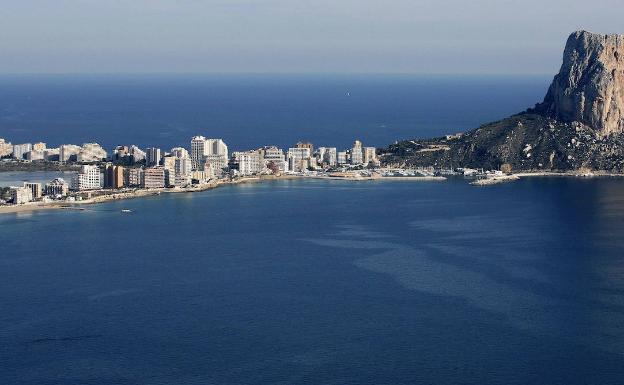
[0,136,454,210]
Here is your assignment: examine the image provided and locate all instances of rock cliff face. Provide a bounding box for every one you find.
[537,31,624,136]
[381,31,624,172]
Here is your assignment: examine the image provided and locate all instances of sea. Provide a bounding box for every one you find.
[2,75,624,385]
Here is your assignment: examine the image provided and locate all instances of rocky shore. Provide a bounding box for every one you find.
[381,31,624,173]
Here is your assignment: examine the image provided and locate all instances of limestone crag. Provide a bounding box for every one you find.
[538,31,624,136]
[382,31,624,172]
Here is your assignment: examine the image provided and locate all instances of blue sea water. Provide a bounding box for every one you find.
[0,74,550,151]
[0,171,69,187]
[2,75,624,384]
[1,178,624,384]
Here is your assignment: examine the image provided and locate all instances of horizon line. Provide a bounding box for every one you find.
[0,71,555,77]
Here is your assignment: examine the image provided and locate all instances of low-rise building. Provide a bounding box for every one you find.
[45,178,69,197]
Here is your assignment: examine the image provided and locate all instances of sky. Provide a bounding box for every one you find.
[0,0,622,74]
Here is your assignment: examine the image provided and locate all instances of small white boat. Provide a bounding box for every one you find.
[121,209,132,213]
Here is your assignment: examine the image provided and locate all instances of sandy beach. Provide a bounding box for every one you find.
[0,174,301,215]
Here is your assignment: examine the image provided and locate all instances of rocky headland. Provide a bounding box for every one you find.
[382,30,624,172]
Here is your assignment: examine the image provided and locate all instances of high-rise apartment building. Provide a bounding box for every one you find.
[9,186,32,204]
[143,166,166,189]
[317,147,337,166]
[12,143,32,160]
[0,138,12,157]
[287,147,312,172]
[337,151,348,165]
[351,140,364,165]
[71,165,102,191]
[104,165,125,189]
[191,136,229,174]
[32,142,46,151]
[77,143,107,162]
[59,144,82,162]
[363,147,377,165]
[232,151,262,175]
[259,146,287,172]
[23,182,42,200]
[146,147,162,166]
[127,168,144,187]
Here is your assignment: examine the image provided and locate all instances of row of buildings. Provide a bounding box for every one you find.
[230,140,378,175]
[1,139,108,163]
[2,136,380,203]
[7,178,70,205]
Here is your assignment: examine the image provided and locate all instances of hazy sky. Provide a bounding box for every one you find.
[0,0,621,74]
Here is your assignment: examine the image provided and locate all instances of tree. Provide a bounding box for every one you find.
[266,161,280,174]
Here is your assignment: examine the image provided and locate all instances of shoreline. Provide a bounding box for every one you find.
[3,170,624,215]
[0,174,300,215]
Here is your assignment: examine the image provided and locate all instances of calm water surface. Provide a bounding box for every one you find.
[0,74,549,150]
[0,171,68,187]
[1,178,623,384]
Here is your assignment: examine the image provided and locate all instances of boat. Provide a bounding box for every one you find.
[121,209,132,213]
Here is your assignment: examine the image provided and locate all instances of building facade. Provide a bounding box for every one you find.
[32,142,46,152]
[0,138,12,157]
[317,147,337,167]
[232,151,262,175]
[127,168,144,187]
[77,143,107,163]
[59,144,82,162]
[146,147,162,166]
[363,147,377,165]
[9,186,32,204]
[191,136,229,173]
[24,182,42,200]
[259,146,287,172]
[104,165,125,189]
[337,151,348,165]
[45,178,69,197]
[287,147,311,172]
[143,166,166,189]
[351,140,364,165]
[12,143,32,160]
[71,165,102,191]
